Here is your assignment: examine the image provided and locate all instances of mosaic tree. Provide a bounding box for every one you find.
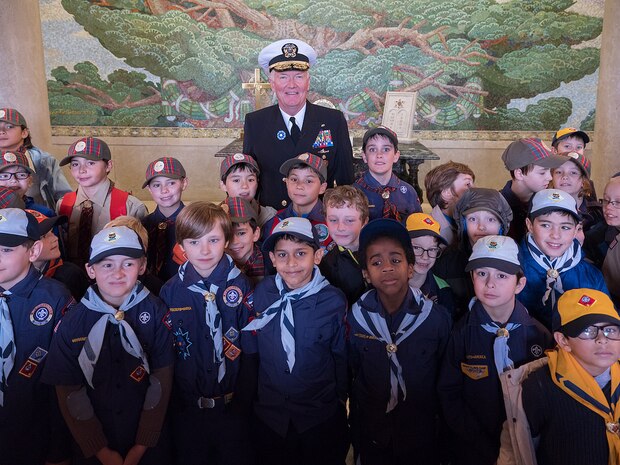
[52,0,601,129]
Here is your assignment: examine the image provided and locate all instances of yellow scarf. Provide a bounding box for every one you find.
[547,348,620,465]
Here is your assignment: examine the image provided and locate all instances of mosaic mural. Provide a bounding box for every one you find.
[41,0,603,134]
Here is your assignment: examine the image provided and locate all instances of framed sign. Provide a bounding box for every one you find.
[381,91,418,140]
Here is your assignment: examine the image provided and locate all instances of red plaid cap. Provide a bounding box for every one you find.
[0,150,34,173]
[279,152,327,180]
[0,187,22,209]
[558,151,592,178]
[501,138,565,170]
[60,137,112,166]
[223,196,257,223]
[220,153,260,180]
[142,157,186,188]
[0,108,27,127]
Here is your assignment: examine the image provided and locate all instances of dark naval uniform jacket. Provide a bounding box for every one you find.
[243,102,354,209]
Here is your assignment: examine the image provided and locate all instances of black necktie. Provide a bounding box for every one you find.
[290,117,301,145]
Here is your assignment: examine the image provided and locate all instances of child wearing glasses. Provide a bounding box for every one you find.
[518,288,620,465]
[0,149,54,217]
[406,212,456,319]
[584,176,620,306]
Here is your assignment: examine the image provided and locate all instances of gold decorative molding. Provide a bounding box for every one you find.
[51,126,558,142]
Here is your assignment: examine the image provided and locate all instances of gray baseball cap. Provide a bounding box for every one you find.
[529,189,581,222]
[88,226,145,265]
[0,208,41,246]
[465,235,522,275]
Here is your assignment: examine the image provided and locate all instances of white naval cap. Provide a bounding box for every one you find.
[258,39,317,73]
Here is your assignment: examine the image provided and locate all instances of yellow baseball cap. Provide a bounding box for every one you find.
[405,213,447,245]
[553,289,620,336]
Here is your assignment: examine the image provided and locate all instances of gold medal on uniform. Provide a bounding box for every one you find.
[496,327,509,338]
[386,343,397,353]
[204,292,216,302]
[158,222,168,230]
[381,191,390,200]
[114,310,125,321]
[547,269,559,279]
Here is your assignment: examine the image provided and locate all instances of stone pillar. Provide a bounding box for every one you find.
[0,0,52,150]
[593,0,620,191]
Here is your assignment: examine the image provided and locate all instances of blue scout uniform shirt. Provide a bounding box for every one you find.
[0,266,74,465]
[355,171,422,222]
[517,239,610,330]
[252,274,347,437]
[142,202,184,282]
[42,288,173,455]
[348,288,451,453]
[159,255,256,401]
[438,299,552,465]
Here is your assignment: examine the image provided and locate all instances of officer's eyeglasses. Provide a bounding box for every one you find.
[0,172,30,181]
[577,325,620,341]
[412,246,442,259]
[601,199,620,209]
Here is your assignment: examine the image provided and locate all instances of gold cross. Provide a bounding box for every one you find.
[242,68,272,110]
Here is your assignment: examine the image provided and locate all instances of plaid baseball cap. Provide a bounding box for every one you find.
[465,235,521,275]
[0,187,24,209]
[529,188,581,222]
[558,151,592,178]
[279,153,327,180]
[223,197,258,223]
[262,217,320,252]
[60,137,112,166]
[0,208,41,246]
[551,127,590,147]
[88,225,145,266]
[0,150,34,174]
[142,157,186,188]
[220,153,260,180]
[405,213,447,245]
[553,288,620,336]
[501,138,565,170]
[25,209,68,236]
[258,39,317,73]
[362,126,399,151]
[0,108,27,127]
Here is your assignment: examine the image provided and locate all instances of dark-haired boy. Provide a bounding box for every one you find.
[0,208,75,465]
[220,153,276,226]
[521,288,620,465]
[223,196,265,285]
[244,217,348,465]
[27,209,90,301]
[499,138,565,243]
[263,153,333,253]
[142,156,188,281]
[348,218,451,464]
[57,137,148,267]
[438,235,552,465]
[550,127,590,156]
[355,126,422,222]
[518,188,608,330]
[43,226,174,465]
